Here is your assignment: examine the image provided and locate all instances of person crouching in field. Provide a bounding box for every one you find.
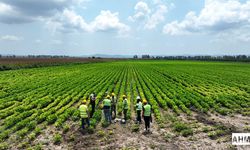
[142,99,152,132]
[135,96,142,124]
[103,95,112,124]
[79,100,90,129]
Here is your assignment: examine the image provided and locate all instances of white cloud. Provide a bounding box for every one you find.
[0,2,34,23]
[0,0,129,36]
[47,9,130,36]
[90,10,130,34]
[62,9,88,28]
[145,4,167,29]
[46,9,90,33]
[163,0,250,35]
[0,2,12,13]
[163,12,197,35]
[0,0,90,24]
[128,1,170,29]
[135,1,151,14]
[129,1,151,22]
[0,35,22,41]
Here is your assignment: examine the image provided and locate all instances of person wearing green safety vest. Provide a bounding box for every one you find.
[79,100,89,129]
[122,95,128,122]
[135,96,142,124]
[142,99,152,132]
[103,95,111,124]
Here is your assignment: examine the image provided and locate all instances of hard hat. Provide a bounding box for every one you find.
[121,119,126,124]
[100,104,103,109]
[122,95,126,98]
[111,93,115,96]
[143,99,147,104]
[136,96,141,100]
[83,100,87,104]
[107,95,110,99]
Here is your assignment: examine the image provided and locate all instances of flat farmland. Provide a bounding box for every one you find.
[0,60,249,149]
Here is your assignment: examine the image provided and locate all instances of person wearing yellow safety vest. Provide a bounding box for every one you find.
[103,95,112,124]
[122,95,128,122]
[135,96,142,124]
[142,99,152,132]
[111,93,117,119]
[79,100,90,129]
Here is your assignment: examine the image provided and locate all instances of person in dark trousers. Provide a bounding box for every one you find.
[103,95,112,124]
[142,99,152,132]
[111,93,117,119]
[135,96,142,124]
[122,95,128,122]
[79,100,90,129]
[90,93,96,118]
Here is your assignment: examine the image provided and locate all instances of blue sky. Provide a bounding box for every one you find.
[0,0,250,56]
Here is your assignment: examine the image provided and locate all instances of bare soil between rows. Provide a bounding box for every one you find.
[29,111,250,150]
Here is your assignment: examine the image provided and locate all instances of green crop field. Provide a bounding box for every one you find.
[0,60,250,149]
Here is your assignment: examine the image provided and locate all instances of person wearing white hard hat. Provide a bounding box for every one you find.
[135,96,142,124]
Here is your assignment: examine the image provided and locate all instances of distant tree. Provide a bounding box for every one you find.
[133,55,138,59]
[142,55,150,59]
[237,55,247,60]
[150,55,250,62]
[156,56,163,59]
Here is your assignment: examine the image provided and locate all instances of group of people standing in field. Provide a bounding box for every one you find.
[78,92,152,132]
[102,93,129,124]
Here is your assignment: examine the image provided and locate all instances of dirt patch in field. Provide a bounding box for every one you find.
[161,110,243,150]
[208,113,250,132]
[24,111,250,150]
[68,117,178,150]
[33,125,69,150]
[192,112,250,135]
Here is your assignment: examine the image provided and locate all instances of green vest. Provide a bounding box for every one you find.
[103,99,111,107]
[136,102,142,111]
[79,105,88,118]
[143,104,151,116]
[123,99,128,110]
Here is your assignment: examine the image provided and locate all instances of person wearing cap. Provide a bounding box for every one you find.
[90,92,96,118]
[111,93,117,119]
[142,99,151,132]
[103,95,112,124]
[79,100,90,129]
[135,96,142,124]
[122,95,128,122]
